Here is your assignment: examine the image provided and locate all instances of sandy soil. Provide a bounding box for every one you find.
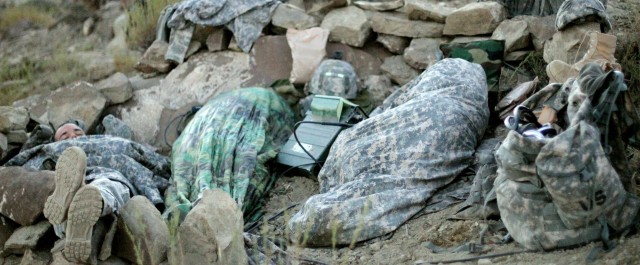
[261,175,640,265]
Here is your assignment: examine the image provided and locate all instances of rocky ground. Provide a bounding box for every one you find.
[1,0,639,264]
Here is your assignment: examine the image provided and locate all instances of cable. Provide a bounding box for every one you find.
[292,121,353,165]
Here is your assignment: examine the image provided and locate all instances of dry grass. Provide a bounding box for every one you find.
[126,0,181,50]
[0,48,90,106]
[113,52,139,73]
[0,5,56,32]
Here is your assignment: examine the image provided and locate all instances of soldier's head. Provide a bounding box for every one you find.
[55,123,86,141]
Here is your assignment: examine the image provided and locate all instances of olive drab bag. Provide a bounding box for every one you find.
[495,68,640,250]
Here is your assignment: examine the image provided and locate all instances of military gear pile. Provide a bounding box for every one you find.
[495,64,639,250]
[287,58,489,246]
[556,0,611,32]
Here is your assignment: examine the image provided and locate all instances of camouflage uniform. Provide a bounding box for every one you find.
[287,58,489,247]
[163,87,294,222]
[166,0,279,54]
[5,135,171,207]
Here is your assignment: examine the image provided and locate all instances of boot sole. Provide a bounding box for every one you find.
[44,146,87,225]
[64,185,102,263]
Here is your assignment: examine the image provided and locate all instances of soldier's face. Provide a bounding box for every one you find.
[55,124,86,141]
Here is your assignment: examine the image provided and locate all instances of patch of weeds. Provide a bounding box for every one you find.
[0,4,56,32]
[615,12,640,100]
[517,51,549,87]
[39,49,91,89]
[126,0,181,50]
[113,52,138,73]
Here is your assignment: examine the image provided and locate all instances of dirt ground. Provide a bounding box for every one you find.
[261,175,640,265]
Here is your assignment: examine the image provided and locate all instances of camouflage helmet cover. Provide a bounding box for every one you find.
[556,0,611,32]
[306,59,359,99]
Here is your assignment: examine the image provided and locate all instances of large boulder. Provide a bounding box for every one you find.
[403,38,447,70]
[271,3,318,31]
[134,40,173,74]
[376,34,409,54]
[205,27,232,52]
[95,72,133,104]
[352,0,403,11]
[46,81,108,131]
[443,2,506,36]
[0,107,29,133]
[513,15,556,51]
[321,6,371,47]
[491,20,531,52]
[0,167,55,226]
[4,221,51,254]
[119,51,253,146]
[405,0,454,23]
[113,196,169,265]
[11,93,50,125]
[371,12,444,38]
[543,22,601,64]
[380,55,420,85]
[168,189,246,265]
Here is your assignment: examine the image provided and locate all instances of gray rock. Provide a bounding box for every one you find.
[376,34,409,54]
[363,75,394,107]
[321,6,371,47]
[491,20,530,52]
[82,17,95,36]
[11,93,50,126]
[272,3,318,31]
[352,0,403,11]
[403,38,446,70]
[185,41,201,60]
[20,249,51,265]
[513,15,556,51]
[3,255,21,265]
[371,12,444,38]
[128,74,164,92]
[205,27,231,52]
[119,95,165,146]
[0,133,7,157]
[505,50,532,62]
[543,22,600,64]
[168,189,246,265]
[306,0,348,17]
[4,221,51,254]
[380,55,420,85]
[0,106,29,133]
[47,81,108,131]
[113,196,168,265]
[451,36,492,43]
[327,42,384,78]
[248,35,292,87]
[5,130,27,144]
[0,167,55,226]
[0,216,18,252]
[96,72,133,104]
[444,2,506,36]
[135,40,172,74]
[405,0,454,23]
[72,51,116,81]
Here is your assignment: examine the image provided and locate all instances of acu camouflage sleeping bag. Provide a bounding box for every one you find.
[495,66,639,250]
[287,58,489,246]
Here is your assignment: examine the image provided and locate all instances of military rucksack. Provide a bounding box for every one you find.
[495,66,639,250]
